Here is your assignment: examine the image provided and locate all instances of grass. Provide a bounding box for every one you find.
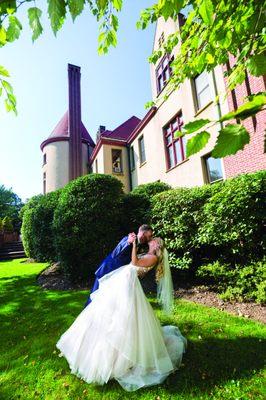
[0,258,265,400]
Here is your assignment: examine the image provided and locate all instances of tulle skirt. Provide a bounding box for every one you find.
[56,263,187,391]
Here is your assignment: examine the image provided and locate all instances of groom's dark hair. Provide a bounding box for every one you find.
[139,224,153,232]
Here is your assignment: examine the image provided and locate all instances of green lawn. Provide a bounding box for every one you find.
[0,259,265,400]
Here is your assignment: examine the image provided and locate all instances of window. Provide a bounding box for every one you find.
[95,159,98,173]
[158,32,165,48]
[204,155,223,183]
[138,136,146,165]
[156,54,174,94]
[43,153,47,165]
[43,172,46,194]
[193,71,212,111]
[130,146,135,171]
[112,149,123,173]
[163,112,186,170]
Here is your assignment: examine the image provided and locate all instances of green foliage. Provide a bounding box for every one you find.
[197,258,266,304]
[2,216,13,232]
[21,191,61,262]
[0,185,23,232]
[151,171,266,302]
[53,174,124,280]
[197,170,266,263]
[131,181,172,198]
[151,183,220,272]
[0,217,2,231]
[120,193,151,235]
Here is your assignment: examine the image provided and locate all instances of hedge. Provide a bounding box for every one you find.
[53,174,124,280]
[21,190,61,262]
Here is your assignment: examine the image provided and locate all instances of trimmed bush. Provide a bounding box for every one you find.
[21,191,61,262]
[120,181,172,235]
[151,183,221,274]
[150,171,266,301]
[120,193,151,234]
[53,174,124,280]
[196,258,266,304]
[197,170,266,263]
[131,181,172,198]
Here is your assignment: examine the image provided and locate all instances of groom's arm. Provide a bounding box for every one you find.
[111,236,131,258]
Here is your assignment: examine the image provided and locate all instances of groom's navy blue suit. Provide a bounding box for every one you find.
[84,236,132,308]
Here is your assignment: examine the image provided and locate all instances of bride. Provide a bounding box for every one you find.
[56,236,187,391]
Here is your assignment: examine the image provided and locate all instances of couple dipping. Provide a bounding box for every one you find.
[56,224,187,392]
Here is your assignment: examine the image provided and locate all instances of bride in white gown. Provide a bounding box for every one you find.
[56,237,188,391]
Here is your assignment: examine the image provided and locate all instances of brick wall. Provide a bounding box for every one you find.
[221,54,266,178]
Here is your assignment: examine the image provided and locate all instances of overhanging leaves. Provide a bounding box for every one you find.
[186,131,211,157]
[212,124,250,158]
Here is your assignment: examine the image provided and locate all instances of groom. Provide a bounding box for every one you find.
[84,224,153,308]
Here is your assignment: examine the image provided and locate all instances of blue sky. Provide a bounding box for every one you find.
[0,1,155,201]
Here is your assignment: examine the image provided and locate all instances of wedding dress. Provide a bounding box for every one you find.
[56,260,187,391]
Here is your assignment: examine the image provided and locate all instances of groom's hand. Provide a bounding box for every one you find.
[128,232,137,244]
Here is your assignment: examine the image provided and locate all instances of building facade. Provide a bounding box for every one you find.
[41,15,266,194]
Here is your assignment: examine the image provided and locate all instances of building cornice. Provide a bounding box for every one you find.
[127,106,157,144]
[90,137,127,163]
[40,136,91,152]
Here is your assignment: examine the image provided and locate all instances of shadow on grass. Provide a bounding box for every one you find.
[0,271,265,398]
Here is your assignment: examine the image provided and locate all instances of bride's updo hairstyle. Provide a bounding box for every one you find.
[150,237,165,283]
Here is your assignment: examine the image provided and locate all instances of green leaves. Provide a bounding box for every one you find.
[186,131,211,157]
[0,75,17,114]
[28,7,43,41]
[0,65,10,77]
[198,0,214,25]
[212,124,250,158]
[68,0,85,21]
[219,93,266,122]
[6,15,22,42]
[181,118,211,135]
[47,0,66,35]
[246,54,266,77]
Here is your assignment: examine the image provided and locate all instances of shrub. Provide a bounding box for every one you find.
[0,218,2,232]
[53,174,124,280]
[21,191,61,262]
[197,170,266,264]
[2,216,14,232]
[196,258,266,304]
[131,181,172,198]
[151,183,221,275]
[120,193,151,234]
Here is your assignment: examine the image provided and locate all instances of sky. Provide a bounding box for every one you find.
[0,1,155,202]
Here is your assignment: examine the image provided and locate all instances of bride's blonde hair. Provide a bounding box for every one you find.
[151,237,165,283]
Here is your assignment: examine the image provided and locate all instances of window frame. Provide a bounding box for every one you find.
[192,71,212,112]
[130,146,135,171]
[138,135,146,165]
[112,148,123,174]
[155,53,174,95]
[203,153,224,184]
[163,112,186,170]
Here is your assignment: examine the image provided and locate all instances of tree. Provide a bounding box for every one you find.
[0,184,23,231]
[0,0,265,157]
[2,216,14,232]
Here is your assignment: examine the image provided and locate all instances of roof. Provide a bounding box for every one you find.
[40,110,95,150]
[100,116,141,141]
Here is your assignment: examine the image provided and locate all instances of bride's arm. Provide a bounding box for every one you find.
[131,240,157,267]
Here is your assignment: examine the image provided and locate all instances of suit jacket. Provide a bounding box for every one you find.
[84,236,149,308]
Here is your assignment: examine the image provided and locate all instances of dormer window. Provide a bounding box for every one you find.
[112,149,123,173]
[156,54,174,95]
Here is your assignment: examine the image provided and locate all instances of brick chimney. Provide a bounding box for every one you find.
[68,63,82,180]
